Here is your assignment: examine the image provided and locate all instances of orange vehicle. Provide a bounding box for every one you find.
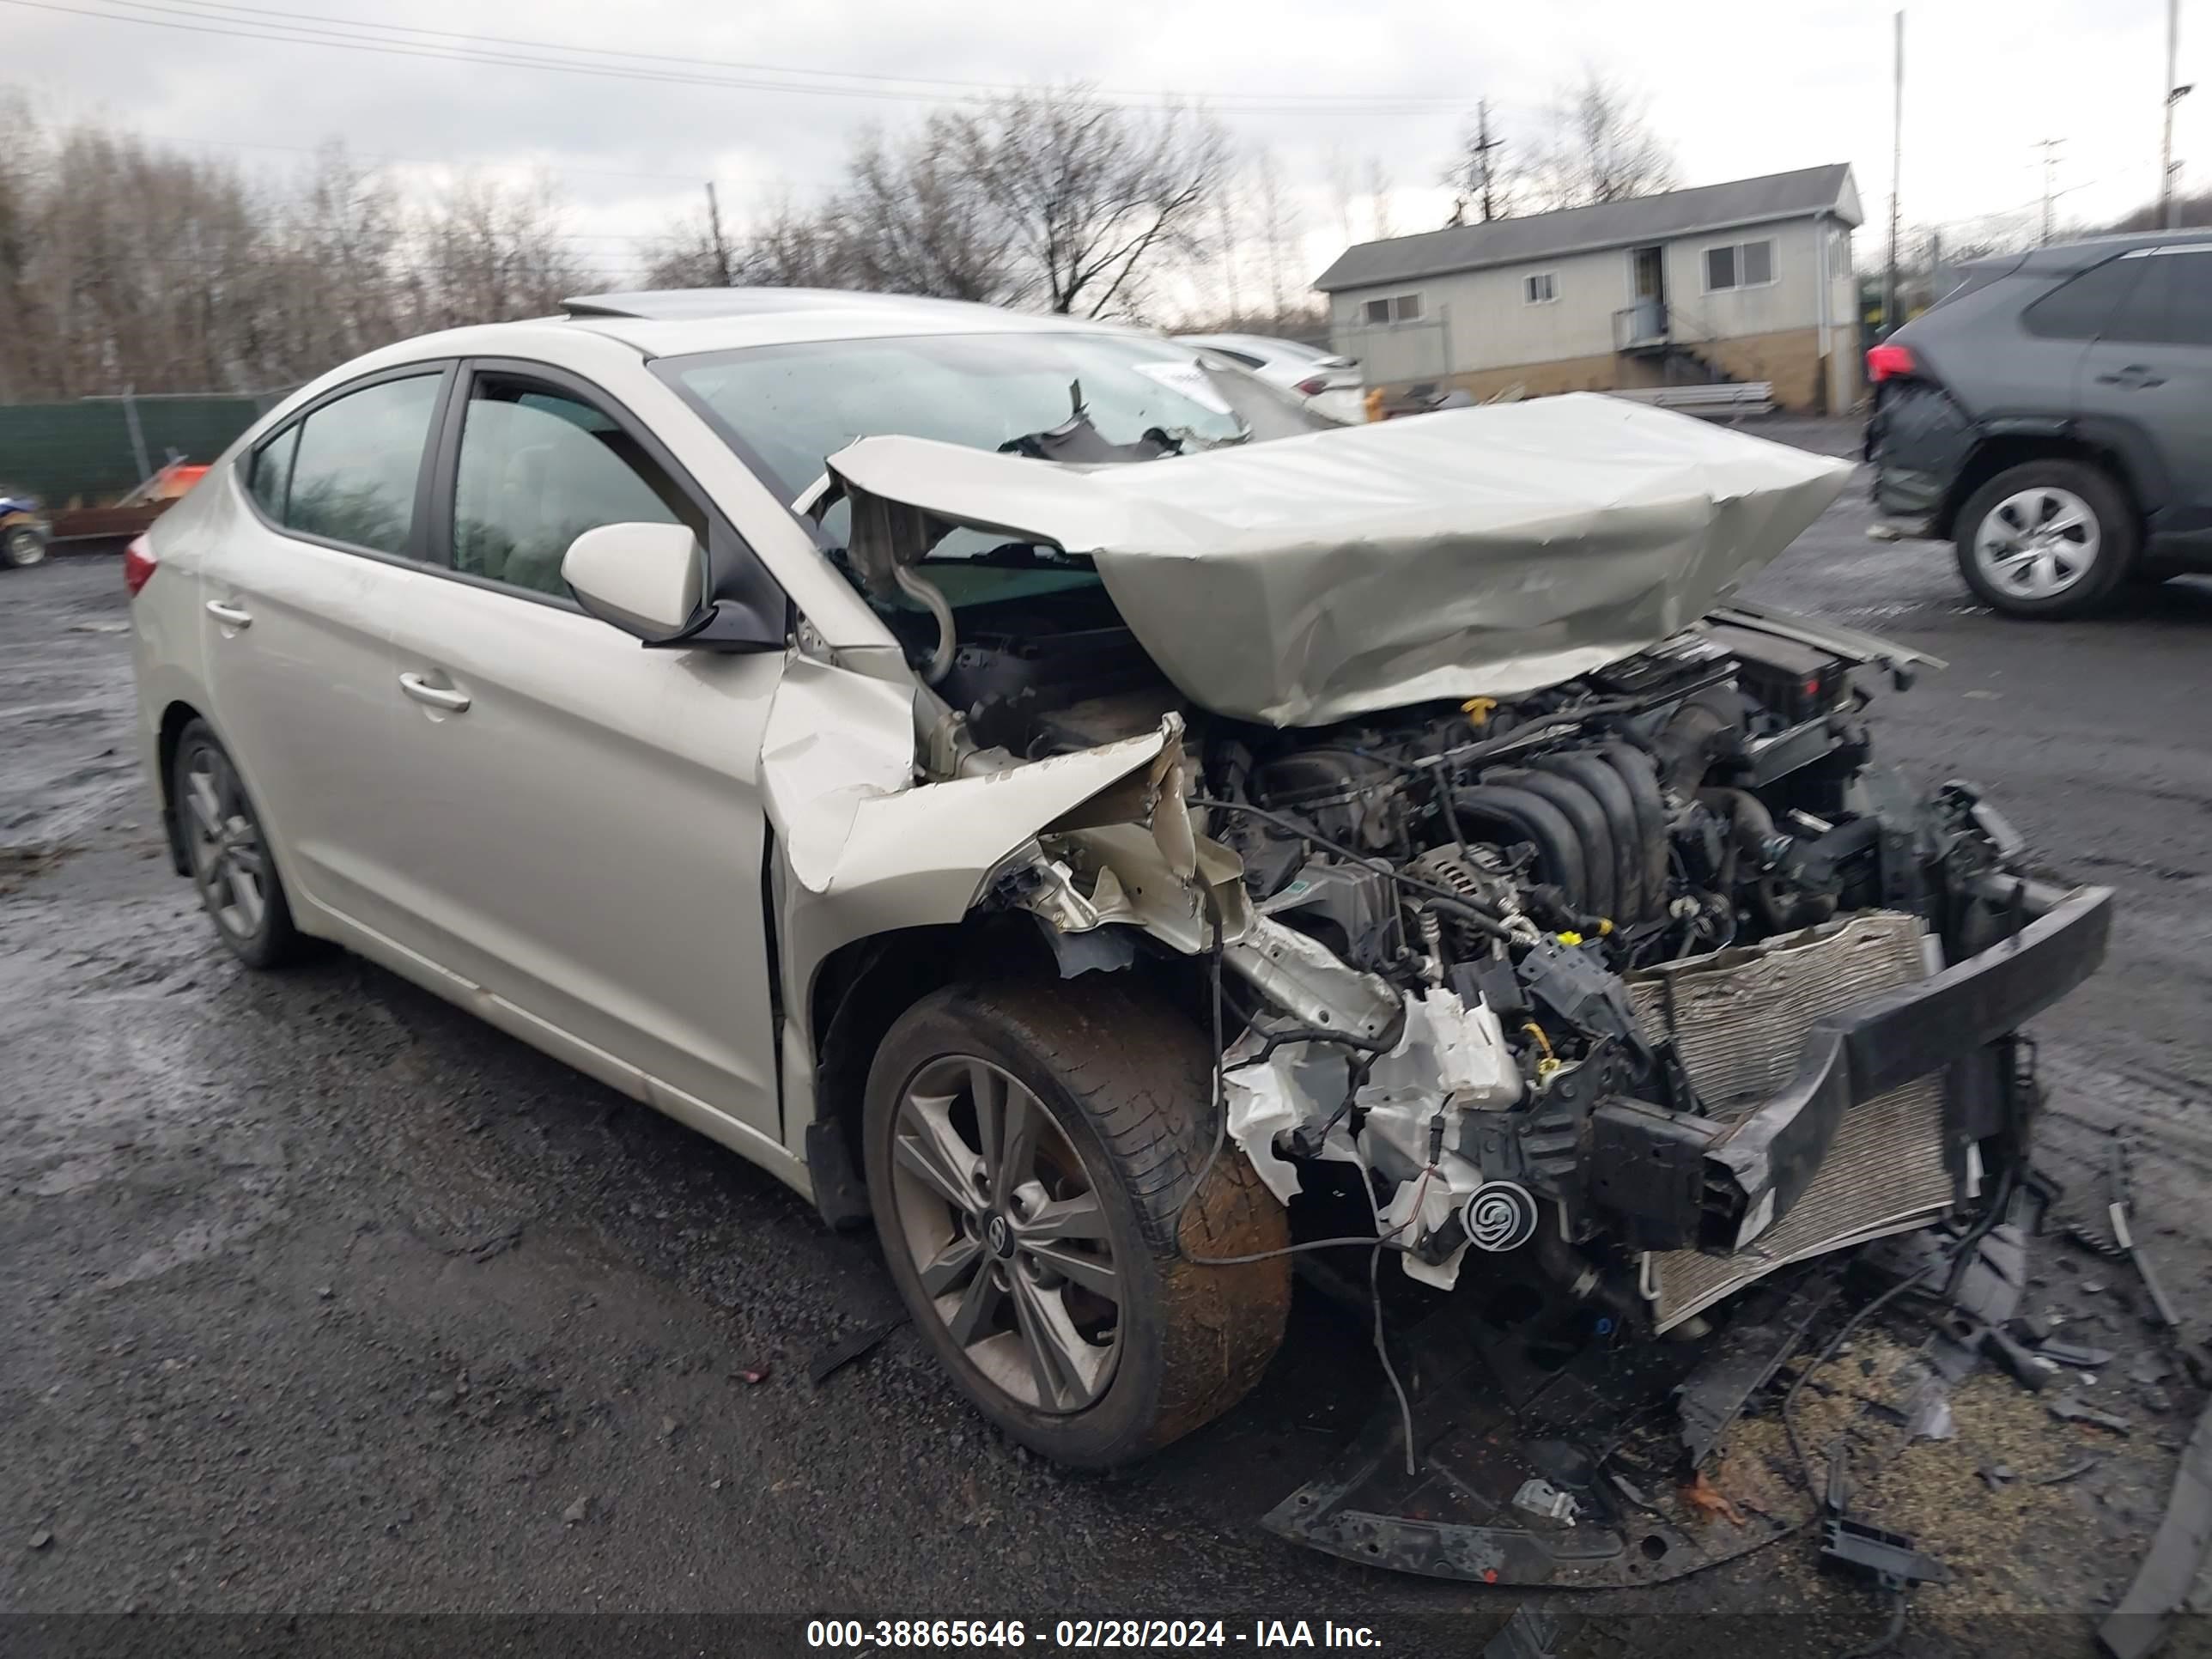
[45,460,210,545]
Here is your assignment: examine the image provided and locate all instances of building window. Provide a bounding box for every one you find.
[1705,238,1776,291]
[1523,271,1558,305]
[1362,292,1424,325]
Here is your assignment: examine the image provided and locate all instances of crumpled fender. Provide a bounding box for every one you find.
[763,653,1180,1050]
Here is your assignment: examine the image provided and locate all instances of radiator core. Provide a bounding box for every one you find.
[1626,912,1954,1332]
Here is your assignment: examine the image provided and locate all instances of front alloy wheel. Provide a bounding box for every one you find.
[863,981,1289,1468]
[888,1056,1120,1413]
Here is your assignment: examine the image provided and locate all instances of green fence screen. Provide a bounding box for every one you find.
[0,393,285,506]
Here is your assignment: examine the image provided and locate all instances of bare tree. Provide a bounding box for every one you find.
[640,204,728,289]
[1322,144,1356,245]
[410,173,586,333]
[734,193,863,289]
[1213,160,1244,320]
[1364,156,1395,240]
[1253,150,1299,319]
[0,118,270,398]
[947,87,1228,317]
[836,119,1018,301]
[2104,187,2212,232]
[250,144,405,379]
[1524,70,1678,212]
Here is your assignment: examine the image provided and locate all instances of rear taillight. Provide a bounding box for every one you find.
[123,534,157,596]
[1294,374,1329,397]
[1865,342,1917,384]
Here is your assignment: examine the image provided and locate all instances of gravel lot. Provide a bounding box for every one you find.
[5,428,2209,1656]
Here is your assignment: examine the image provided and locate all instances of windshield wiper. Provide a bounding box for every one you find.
[917,541,1091,571]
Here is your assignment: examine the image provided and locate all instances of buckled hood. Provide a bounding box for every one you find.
[825,392,1855,727]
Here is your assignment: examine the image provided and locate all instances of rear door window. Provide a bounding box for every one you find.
[2021,258,2147,340]
[2102,247,2212,346]
[280,374,444,557]
[2163,250,2212,345]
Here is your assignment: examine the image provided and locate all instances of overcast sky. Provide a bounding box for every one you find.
[7,0,2205,299]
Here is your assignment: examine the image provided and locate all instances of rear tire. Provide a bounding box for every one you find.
[1954,459,2136,618]
[170,719,309,969]
[863,979,1289,1468]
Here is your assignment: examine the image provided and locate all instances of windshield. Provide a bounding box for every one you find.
[663,329,1332,502]
[660,328,1334,611]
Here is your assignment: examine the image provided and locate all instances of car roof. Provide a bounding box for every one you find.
[1973,226,2212,278]
[558,289,1154,356]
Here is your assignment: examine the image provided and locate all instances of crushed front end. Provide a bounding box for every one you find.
[815,401,2112,1578]
[1132,606,2106,1346]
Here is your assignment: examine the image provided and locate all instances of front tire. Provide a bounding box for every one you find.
[1954,459,2136,617]
[2,523,47,568]
[171,720,307,969]
[863,980,1289,1468]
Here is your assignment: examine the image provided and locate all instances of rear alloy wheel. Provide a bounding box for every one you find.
[1954,459,2136,617]
[2,524,46,568]
[863,981,1289,1468]
[172,720,307,969]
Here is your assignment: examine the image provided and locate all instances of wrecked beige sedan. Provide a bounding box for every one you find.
[131,290,2108,1488]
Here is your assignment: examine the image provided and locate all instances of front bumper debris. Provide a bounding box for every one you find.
[1263,1263,1850,1586]
[1265,882,2107,1588]
[1589,881,2110,1319]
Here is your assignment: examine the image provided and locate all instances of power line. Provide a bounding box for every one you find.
[156,132,715,185]
[7,0,1480,115]
[135,0,1480,109]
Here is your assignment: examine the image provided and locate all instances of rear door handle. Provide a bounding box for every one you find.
[2095,364,2166,388]
[205,600,252,629]
[398,672,471,714]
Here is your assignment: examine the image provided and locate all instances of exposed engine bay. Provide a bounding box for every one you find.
[933,583,2093,1336]
[800,403,2106,1358]
[759,396,2114,1583]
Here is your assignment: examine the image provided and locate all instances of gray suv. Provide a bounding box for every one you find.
[1868,230,2212,617]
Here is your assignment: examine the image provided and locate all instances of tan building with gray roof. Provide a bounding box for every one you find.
[1315,164,1863,413]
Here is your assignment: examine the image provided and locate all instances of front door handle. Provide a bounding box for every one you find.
[205,600,252,629]
[2095,363,2166,388]
[398,672,471,714]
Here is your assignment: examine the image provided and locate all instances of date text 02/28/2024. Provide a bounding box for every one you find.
[805,1620,1384,1650]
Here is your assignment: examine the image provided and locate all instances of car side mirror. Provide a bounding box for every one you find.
[562,522,708,643]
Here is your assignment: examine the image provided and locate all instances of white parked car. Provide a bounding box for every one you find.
[128,289,2106,1478]
[1175,331,1365,422]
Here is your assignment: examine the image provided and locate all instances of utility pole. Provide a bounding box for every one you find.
[2163,0,2191,228]
[1447,102,1505,228]
[1885,10,1903,337]
[1474,100,1503,222]
[704,181,732,287]
[2038,138,2063,243]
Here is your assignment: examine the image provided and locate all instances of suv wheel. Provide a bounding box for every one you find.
[172,720,308,969]
[1954,459,2136,617]
[863,980,1289,1468]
